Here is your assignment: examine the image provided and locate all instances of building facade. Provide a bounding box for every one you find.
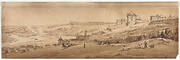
[150,14,176,22]
[116,11,139,26]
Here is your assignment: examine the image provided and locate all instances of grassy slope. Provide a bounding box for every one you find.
[2,19,178,58]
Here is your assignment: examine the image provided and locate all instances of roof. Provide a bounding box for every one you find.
[60,35,77,40]
[155,14,161,17]
[127,11,137,16]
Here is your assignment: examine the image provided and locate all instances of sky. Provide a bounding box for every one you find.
[2,2,178,26]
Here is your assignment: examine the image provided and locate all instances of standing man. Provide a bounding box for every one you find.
[84,30,87,48]
[58,36,63,45]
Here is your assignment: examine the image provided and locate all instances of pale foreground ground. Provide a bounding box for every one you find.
[3,38,178,58]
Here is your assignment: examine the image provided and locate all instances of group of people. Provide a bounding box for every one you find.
[58,36,72,48]
[138,40,150,49]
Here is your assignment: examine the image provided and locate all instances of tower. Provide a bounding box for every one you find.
[127,11,137,26]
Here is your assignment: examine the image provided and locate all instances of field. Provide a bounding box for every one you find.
[2,19,178,58]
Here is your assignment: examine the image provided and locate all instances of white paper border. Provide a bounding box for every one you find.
[0,0,179,60]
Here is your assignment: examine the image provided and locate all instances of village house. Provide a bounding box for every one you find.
[116,11,141,26]
[150,14,177,22]
[116,19,127,25]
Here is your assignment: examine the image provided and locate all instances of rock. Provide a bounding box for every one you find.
[18,48,27,53]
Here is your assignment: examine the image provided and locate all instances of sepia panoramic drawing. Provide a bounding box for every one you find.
[1,2,178,58]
